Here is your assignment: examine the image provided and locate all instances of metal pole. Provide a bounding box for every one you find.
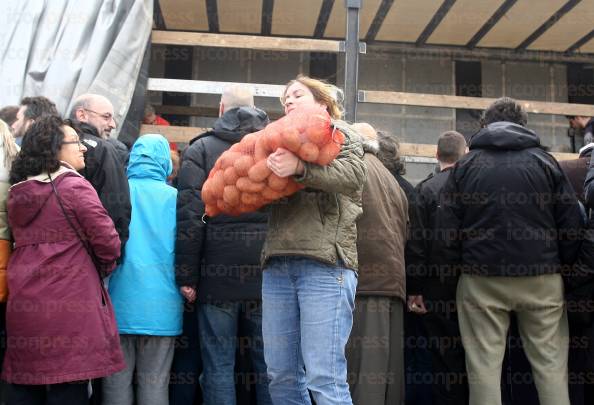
[344,0,361,122]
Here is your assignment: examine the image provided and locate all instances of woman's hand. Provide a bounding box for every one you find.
[266,148,304,177]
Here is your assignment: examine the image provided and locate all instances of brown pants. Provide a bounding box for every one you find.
[457,273,570,405]
[346,296,404,405]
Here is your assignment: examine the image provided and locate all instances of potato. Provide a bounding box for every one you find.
[248,159,272,182]
[201,181,216,205]
[241,192,260,206]
[216,199,227,212]
[238,203,258,214]
[333,129,346,144]
[266,130,283,152]
[305,124,327,145]
[285,179,304,195]
[234,155,255,177]
[317,142,341,166]
[254,136,270,162]
[236,133,258,154]
[210,171,226,197]
[236,177,265,193]
[281,127,302,153]
[298,143,319,163]
[219,151,241,169]
[223,185,240,206]
[223,166,239,185]
[267,173,289,191]
[205,203,220,217]
[262,186,284,201]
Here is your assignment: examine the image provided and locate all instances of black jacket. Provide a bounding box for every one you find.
[78,122,131,259]
[105,137,130,167]
[440,121,582,277]
[387,171,425,296]
[406,168,462,302]
[175,107,269,302]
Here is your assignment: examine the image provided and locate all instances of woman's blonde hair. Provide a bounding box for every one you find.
[0,120,18,168]
[281,75,344,119]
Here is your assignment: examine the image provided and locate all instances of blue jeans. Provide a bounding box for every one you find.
[169,303,202,405]
[197,300,272,405]
[262,257,357,405]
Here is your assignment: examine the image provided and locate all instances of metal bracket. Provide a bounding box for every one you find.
[338,41,366,53]
[357,90,366,102]
[345,0,362,8]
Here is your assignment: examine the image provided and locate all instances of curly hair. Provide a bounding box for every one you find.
[376,131,406,175]
[20,96,59,120]
[9,116,71,184]
[481,97,528,127]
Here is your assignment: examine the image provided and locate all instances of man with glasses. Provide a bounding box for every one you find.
[70,93,131,262]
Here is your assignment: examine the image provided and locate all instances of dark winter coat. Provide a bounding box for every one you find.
[175,107,269,302]
[78,122,131,258]
[440,121,582,277]
[356,149,408,300]
[565,217,594,371]
[105,137,130,167]
[407,168,461,305]
[2,166,124,384]
[385,170,426,296]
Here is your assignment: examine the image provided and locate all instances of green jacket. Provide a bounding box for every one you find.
[262,121,367,270]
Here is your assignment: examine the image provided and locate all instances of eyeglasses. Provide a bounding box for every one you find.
[62,140,85,150]
[84,108,114,122]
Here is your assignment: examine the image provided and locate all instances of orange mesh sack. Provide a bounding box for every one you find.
[202,105,345,217]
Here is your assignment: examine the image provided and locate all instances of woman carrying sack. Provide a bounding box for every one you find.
[261,76,367,405]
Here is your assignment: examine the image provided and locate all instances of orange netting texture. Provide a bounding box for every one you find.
[202,105,345,217]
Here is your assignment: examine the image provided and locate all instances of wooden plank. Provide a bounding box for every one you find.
[151,30,341,53]
[140,125,208,143]
[141,127,579,161]
[399,142,576,161]
[400,142,437,158]
[360,90,594,117]
[148,78,286,98]
[155,105,284,119]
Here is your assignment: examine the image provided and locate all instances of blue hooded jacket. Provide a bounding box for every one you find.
[109,134,182,335]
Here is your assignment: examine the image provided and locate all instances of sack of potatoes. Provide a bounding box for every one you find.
[202,105,345,217]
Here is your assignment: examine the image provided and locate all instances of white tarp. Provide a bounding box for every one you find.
[0,0,152,138]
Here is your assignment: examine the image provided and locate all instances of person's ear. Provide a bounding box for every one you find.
[75,108,86,122]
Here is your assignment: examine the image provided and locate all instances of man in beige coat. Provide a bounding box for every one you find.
[346,123,408,405]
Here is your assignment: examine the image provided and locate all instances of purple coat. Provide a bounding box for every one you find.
[2,167,125,384]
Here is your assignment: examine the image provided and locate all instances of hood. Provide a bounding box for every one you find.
[127,134,172,182]
[470,121,540,151]
[8,164,80,227]
[213,107,269,143]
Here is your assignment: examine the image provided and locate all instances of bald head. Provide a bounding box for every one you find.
[352,122,377,141]
[220,85,254,116]
[70,93,116,138]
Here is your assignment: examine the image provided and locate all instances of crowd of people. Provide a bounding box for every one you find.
[0,75,591,405]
